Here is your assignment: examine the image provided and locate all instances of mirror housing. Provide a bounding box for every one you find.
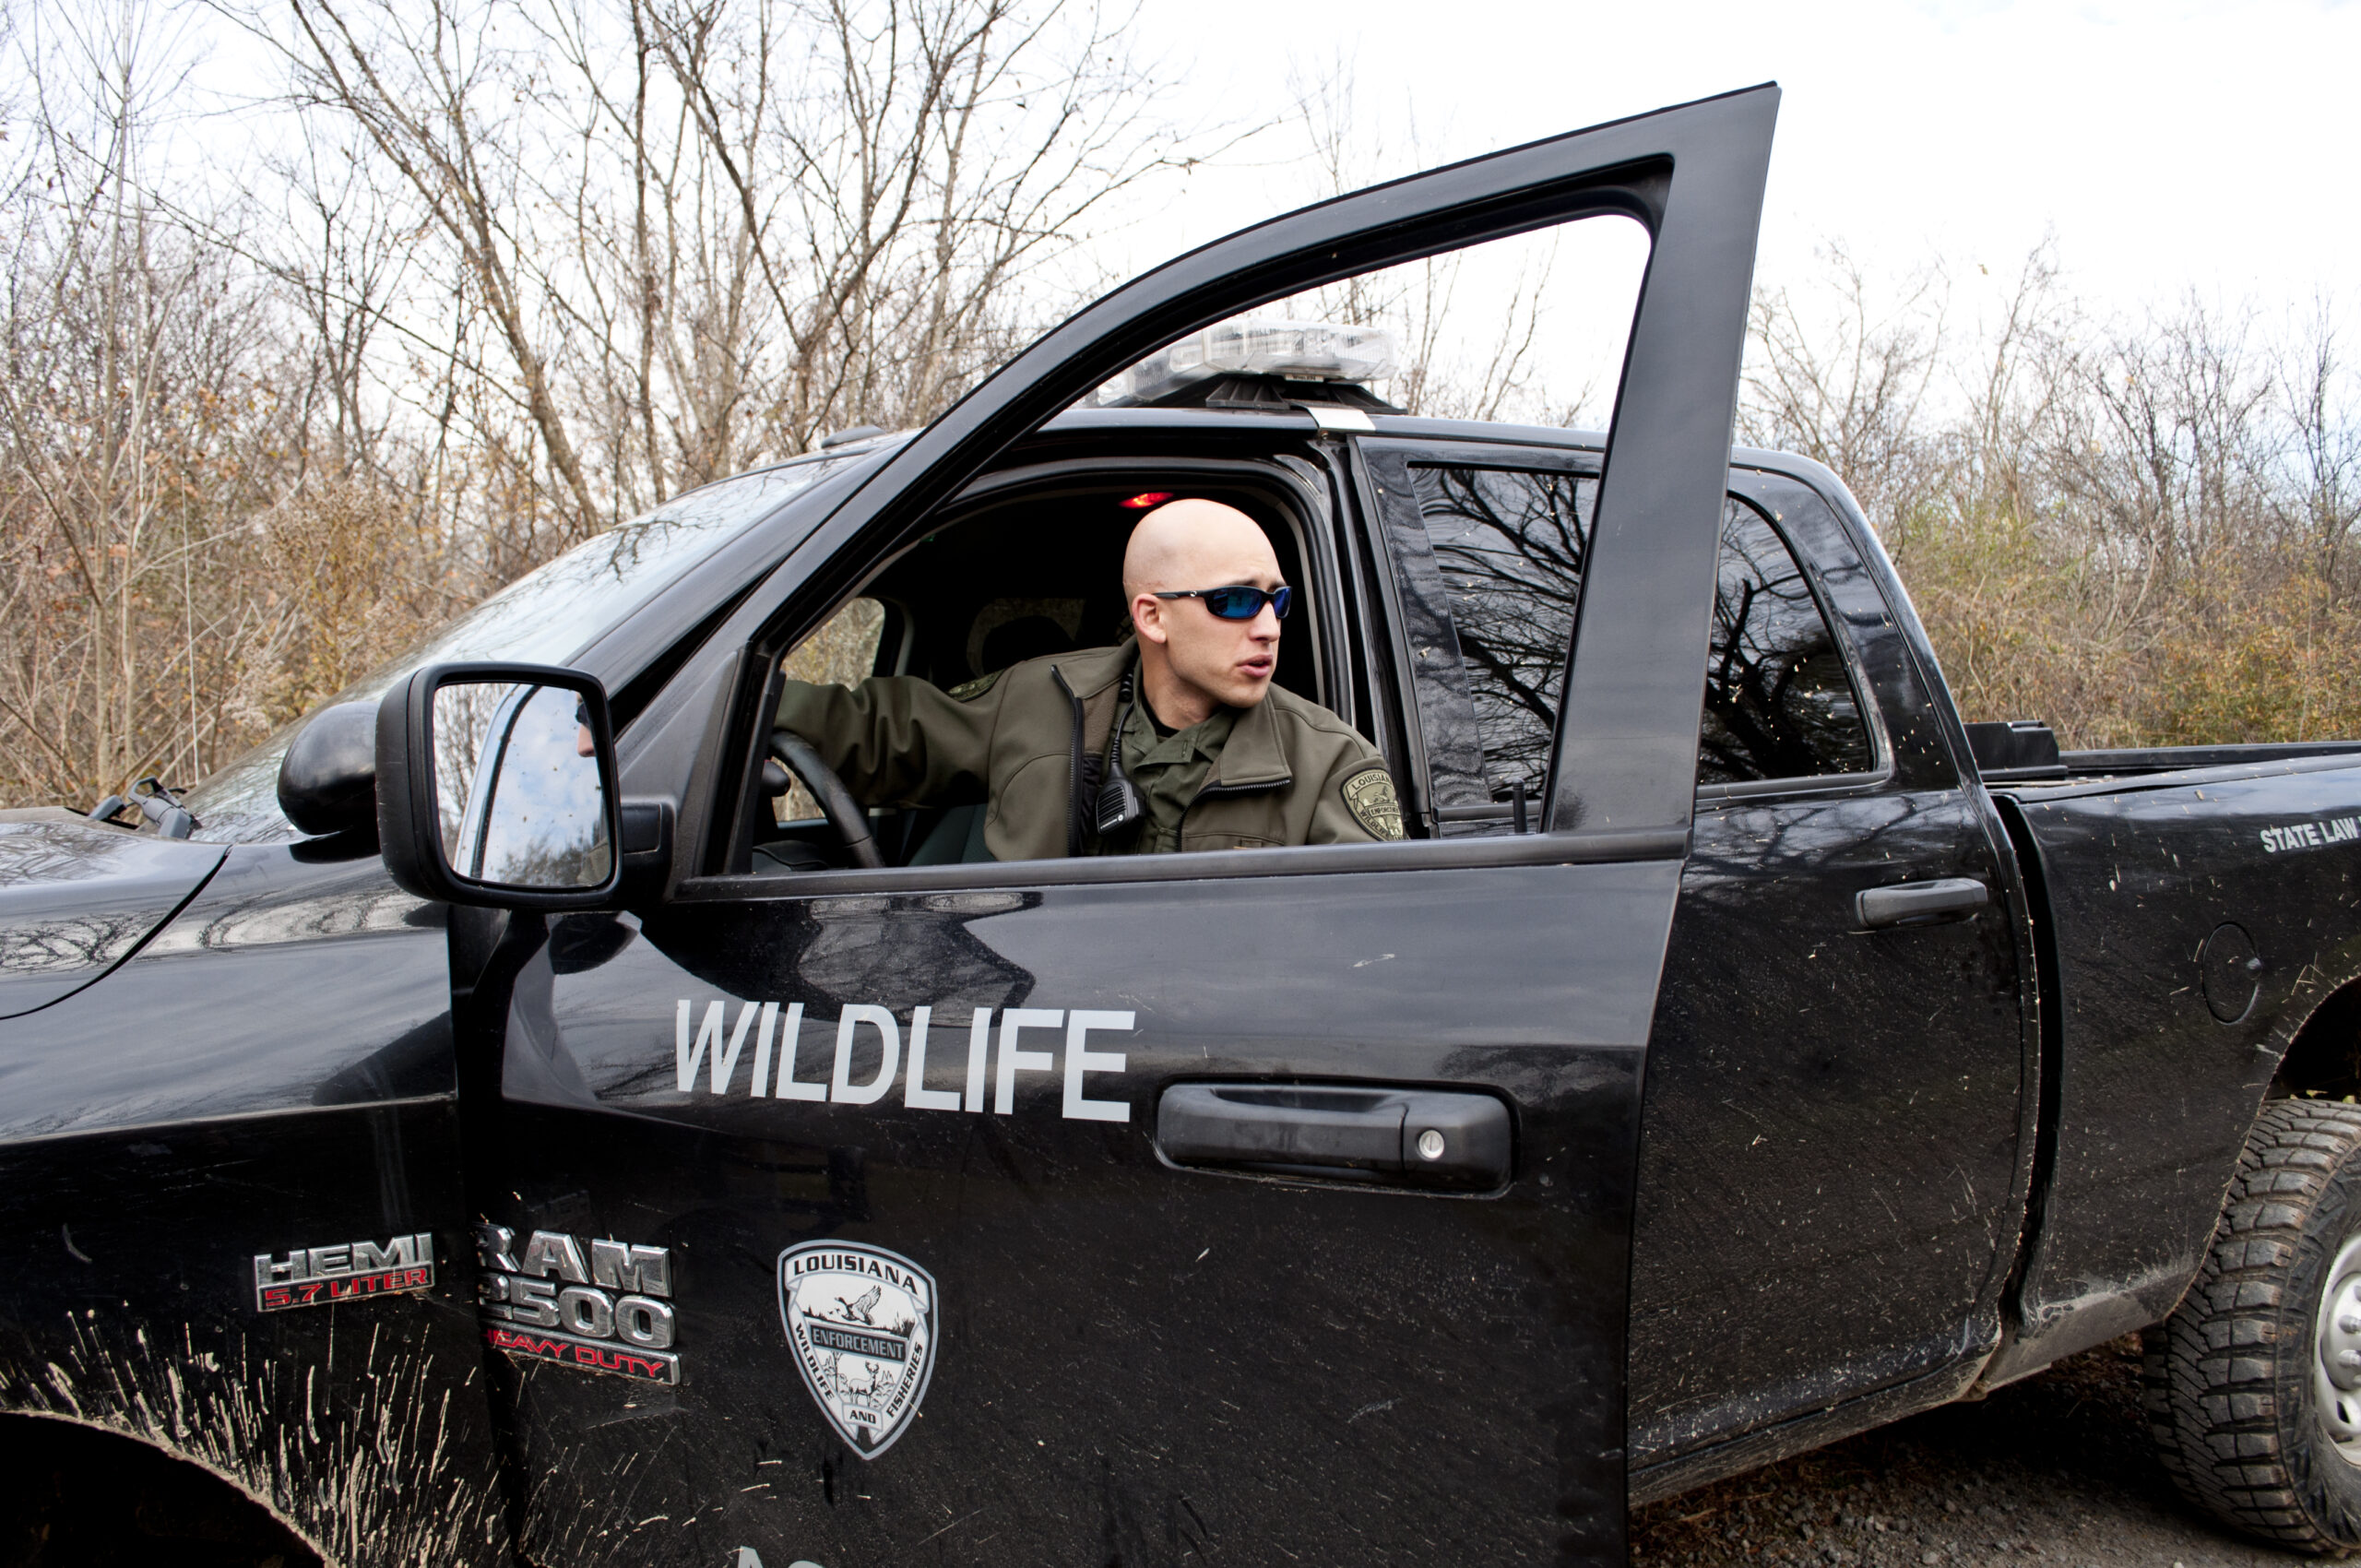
[278,701,380,837]
[375,661,623,910]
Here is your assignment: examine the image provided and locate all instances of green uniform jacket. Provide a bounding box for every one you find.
[775,643,1405,861]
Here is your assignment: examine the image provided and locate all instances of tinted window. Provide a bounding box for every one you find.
[1699,502,1875,785]
[1409,466,1593,802]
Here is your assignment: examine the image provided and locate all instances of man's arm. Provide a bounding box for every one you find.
[774,675,999,808]
[1309,743,1407,844]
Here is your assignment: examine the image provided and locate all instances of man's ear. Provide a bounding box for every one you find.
[1131,592,1171,647]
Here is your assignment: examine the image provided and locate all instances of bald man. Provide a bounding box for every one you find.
[772,497,1405,862]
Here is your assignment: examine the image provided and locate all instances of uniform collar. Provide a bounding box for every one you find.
[1126,699,1231,765]
[1200,693,1291,793]
[1067,643,1293,794]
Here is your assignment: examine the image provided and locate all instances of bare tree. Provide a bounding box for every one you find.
[2278,302,2361,590]
[1740,244,1947,541]
[4,5,2355,811]
[0,0,1220,806]
[1275,57,1583,426]
[1736,235,2361,749]
[273,0,605,534]
[0,0,272,800]
[255,0,1197,529]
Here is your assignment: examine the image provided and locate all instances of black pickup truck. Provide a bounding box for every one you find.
[6,85,2361,1567]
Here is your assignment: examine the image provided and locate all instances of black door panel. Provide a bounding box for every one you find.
[1630,787,2023,1467]
[1624,479,2030,1482]
[479,859,1677,1563]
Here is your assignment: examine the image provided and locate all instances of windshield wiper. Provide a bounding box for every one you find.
[87,777,197,839]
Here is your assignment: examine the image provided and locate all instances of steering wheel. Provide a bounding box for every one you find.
[767,731,884,870]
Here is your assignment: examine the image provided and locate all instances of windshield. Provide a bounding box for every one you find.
[184,457,851,843]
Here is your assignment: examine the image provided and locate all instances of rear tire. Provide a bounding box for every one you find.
[2143,1099,2361,1552]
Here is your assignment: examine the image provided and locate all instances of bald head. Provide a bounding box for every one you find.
[1122,497,1287,728]
[1122,499,1279,602]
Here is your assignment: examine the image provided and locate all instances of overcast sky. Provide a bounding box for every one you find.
[152,0,2355,337]
[1115,0,2358,340]
[115,0,2358,420]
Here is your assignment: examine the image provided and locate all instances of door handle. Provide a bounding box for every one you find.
[1156,1084,1511,1190]
[1856,877,1990,929]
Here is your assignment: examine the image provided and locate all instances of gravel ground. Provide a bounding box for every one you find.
[1629,1336,2335,1567]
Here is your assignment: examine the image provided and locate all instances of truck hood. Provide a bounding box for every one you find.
[0,808,227,1019]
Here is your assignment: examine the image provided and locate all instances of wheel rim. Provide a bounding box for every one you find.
[2314,1232,2361,1461]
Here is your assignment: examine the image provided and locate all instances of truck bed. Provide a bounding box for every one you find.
[1974,742,2361,1385]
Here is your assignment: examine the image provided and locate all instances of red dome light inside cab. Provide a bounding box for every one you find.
[1119,492,1174,510]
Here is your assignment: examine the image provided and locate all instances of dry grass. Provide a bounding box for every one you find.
[1750,248,2359,750]
[1901,514,2361,749]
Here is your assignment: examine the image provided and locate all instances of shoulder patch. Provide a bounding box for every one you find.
[946,670,1001,703]
[1340,765,1405,841]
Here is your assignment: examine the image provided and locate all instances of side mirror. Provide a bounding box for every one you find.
[375,662,622,909]
[278,701,380,837]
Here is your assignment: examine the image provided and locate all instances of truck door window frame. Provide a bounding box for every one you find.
[681,431,1679,899]
[631,88,1782,899]
[672,454,1890,900]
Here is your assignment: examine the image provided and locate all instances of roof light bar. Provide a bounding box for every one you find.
[1101,319,1399,406]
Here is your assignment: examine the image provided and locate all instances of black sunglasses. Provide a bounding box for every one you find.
[1152,585,1292,621]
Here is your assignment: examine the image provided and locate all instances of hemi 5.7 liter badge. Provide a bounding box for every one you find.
[254,1233,435,1311]
[778,1242,937,1459]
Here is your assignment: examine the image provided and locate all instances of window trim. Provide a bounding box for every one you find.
[1691,766,1892,806]
[1340,442,1437,833]
[1301,443,1402,787]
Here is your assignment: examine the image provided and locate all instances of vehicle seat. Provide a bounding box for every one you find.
[907,803,991,865]
[975,612,1076,674]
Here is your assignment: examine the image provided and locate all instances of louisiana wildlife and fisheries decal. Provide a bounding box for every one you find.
[1340,764,1406,840]
[778,1241,937,1459]
[253,1231,435,1311]
[476,1223,680,1384]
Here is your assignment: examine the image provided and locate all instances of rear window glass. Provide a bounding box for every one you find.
[1698,501,1875,785]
